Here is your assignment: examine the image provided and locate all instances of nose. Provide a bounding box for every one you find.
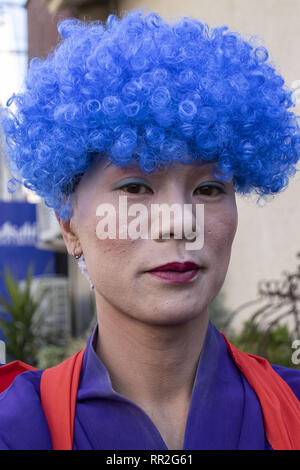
[150,186,199,243]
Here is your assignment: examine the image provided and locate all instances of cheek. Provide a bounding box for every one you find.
[98,238,137,264]
[80,218,138,280]
[205,206,238,256]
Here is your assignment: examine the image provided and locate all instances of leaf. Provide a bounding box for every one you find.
[23,264,34,307]
[0,293,13,314]
[3,268,23,316]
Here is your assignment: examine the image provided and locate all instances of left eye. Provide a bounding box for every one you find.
[194,184,225,196]
[119,183,152,194]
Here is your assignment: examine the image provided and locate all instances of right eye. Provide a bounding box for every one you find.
[118,183,153,194]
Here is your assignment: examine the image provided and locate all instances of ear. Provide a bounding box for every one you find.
[55,212,82,256]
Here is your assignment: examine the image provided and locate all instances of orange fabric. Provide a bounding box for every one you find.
[221,332,300,450]
[40,349,85,450]
[0,360,37,394]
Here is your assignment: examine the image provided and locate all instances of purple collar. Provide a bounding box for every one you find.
[73,320,271,449]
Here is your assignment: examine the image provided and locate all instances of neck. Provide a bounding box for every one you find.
[95,296,209,409]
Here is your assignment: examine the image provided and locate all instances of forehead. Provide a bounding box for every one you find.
[95,156,219,179]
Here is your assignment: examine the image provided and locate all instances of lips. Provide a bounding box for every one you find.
[147,261,202,284]
[149,261,200,272]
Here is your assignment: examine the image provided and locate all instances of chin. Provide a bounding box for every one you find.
[141,305,205,326]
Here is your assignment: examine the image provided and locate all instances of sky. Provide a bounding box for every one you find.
[0,0,27,106]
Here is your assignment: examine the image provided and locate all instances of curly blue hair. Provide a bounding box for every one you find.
[1,8,299,220]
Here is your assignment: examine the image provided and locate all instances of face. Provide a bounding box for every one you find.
[59,156,238,326]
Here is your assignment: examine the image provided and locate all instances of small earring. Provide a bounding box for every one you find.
[72,251,81,260]
[73,252,94,291]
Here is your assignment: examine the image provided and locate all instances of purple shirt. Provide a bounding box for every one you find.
[0,320,299,450]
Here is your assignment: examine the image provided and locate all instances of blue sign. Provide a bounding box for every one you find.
[0,201,56,341]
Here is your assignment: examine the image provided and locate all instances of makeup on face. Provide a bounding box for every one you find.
[111,176,228,197]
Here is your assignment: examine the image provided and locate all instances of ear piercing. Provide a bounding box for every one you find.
[72,251,94,291]
[72,251,82,260]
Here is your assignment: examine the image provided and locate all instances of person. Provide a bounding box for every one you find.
[0,8,299,450]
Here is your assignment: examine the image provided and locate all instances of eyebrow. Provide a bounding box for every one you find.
[102,158,222,180]
[104,162,149,177]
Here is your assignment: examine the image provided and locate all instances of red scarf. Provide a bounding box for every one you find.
[0,334,299,450]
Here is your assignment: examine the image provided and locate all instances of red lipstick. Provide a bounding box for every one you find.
[148,261,201,284]
[150,262,200,272]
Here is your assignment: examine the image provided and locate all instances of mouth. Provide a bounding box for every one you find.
[147,261,202,284]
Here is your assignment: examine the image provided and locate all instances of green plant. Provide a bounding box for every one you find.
[36,344,70,369]
[228,319,300,369]
[36,314,97,369]
[36,336,88,369]
[0,265,50,366]
[221,251,300,370]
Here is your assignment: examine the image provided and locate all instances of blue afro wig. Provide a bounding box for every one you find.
[1,8,299,220]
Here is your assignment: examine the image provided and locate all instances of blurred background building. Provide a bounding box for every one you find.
[0,0,299,341]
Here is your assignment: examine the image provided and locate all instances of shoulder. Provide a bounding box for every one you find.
[270,363,300,400]
[0,369,52,449]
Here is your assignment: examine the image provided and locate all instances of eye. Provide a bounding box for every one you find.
[117,182,153,194]
[194,182,225,197]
